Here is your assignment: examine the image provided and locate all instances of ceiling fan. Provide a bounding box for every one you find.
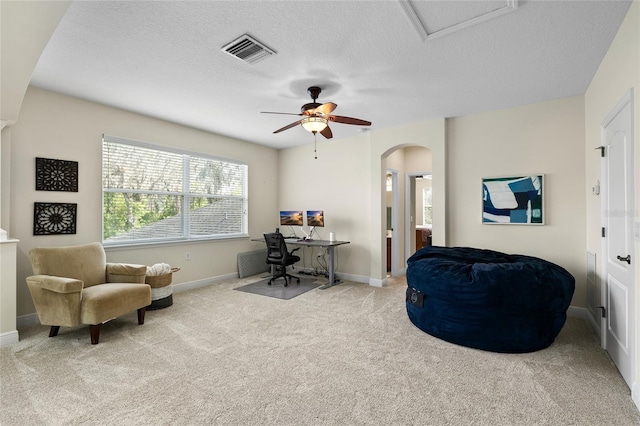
[262,86,372,139]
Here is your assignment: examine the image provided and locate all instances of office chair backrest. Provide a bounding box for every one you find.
[265,232,291,264]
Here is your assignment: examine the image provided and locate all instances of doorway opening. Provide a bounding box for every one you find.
[406,172,433,260]
[381,145,433,277]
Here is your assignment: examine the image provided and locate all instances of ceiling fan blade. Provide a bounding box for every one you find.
[320,125,333,139]
[315,102,337,115]
[261,111,303,116]
[273,120,303,134]
[328,115,371,126]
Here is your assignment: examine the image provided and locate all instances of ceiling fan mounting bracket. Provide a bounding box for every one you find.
[302,86,323,113]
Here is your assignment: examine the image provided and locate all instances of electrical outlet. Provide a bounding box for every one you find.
[185,252,191,261]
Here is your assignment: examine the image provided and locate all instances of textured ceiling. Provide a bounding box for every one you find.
[30,0,632,149]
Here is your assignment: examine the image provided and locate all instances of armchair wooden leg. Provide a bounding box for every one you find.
[49,326,60,337]
[137,307,146,325]
[89,324,101,345]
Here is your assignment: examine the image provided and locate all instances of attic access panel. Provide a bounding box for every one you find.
[400,0,518,41]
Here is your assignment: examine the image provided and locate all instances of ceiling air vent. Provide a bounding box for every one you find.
[222,34,275,64]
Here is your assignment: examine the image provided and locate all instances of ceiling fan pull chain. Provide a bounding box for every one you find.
[314,133,318,159]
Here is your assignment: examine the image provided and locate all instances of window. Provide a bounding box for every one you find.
[102,135,248,246]
[423,186,432,225]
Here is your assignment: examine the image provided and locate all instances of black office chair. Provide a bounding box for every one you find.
[264,232,301,286]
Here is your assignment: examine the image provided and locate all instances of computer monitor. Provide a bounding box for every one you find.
[279,210,303,226]
[307,210,324,227]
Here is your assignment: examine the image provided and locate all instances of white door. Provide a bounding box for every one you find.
[601,89,635,389]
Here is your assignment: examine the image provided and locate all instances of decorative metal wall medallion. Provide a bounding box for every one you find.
[34,203,77,235]
[35,157,78,192]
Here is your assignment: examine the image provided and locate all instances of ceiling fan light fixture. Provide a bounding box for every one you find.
[301,116,328,133]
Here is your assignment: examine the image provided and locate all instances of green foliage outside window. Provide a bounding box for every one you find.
[102,136,247,244]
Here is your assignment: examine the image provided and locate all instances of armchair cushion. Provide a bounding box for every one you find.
[81,283,152,324]
[106,263,146,283]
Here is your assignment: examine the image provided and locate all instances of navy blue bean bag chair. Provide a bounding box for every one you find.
[406,246,575,353]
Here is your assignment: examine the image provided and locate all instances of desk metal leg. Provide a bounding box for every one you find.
[319,246,341,290]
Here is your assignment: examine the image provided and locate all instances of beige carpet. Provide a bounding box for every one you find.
[2,275,639,425]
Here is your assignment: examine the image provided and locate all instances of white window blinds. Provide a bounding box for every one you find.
[102,135,248,245]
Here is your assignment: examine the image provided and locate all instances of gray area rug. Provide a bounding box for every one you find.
[234,276,321,299]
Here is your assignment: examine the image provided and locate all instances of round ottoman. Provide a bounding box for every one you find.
[406,246,575,353]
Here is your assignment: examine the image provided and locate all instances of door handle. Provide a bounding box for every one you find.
[616,255,631,264]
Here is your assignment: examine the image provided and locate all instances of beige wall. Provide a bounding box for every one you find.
[277,132,373,280]
[446,96,587,307]
[585,0,639,404]
[278,120,444,285]
[9,87,279,317]
[0,1,71,125]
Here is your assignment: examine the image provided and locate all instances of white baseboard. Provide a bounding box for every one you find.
[335,272,369,285]
[172,272,238,293]
[0,330,19,347]
[633,383,640,412]
[368,277,387,287]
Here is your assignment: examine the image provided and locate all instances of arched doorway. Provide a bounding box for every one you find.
[368,118,445,287]
[381,145,432,276]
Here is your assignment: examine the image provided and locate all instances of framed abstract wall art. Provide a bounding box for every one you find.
[482,175,544,225]
[35,157,78,192]
[34,202,77,235]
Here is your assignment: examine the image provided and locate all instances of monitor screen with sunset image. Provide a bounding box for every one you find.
[279,210,304,226]
[306,210,324,227]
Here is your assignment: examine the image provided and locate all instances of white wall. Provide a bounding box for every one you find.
[9,87,279,317]
[446,96,587,307]
[584,0,639,406]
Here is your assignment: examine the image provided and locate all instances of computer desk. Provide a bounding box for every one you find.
[284,239,350,290]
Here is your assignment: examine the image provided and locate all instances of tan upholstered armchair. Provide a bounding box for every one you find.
[26,242,151,344]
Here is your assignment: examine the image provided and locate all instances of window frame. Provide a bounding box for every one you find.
[102,135,248,247]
